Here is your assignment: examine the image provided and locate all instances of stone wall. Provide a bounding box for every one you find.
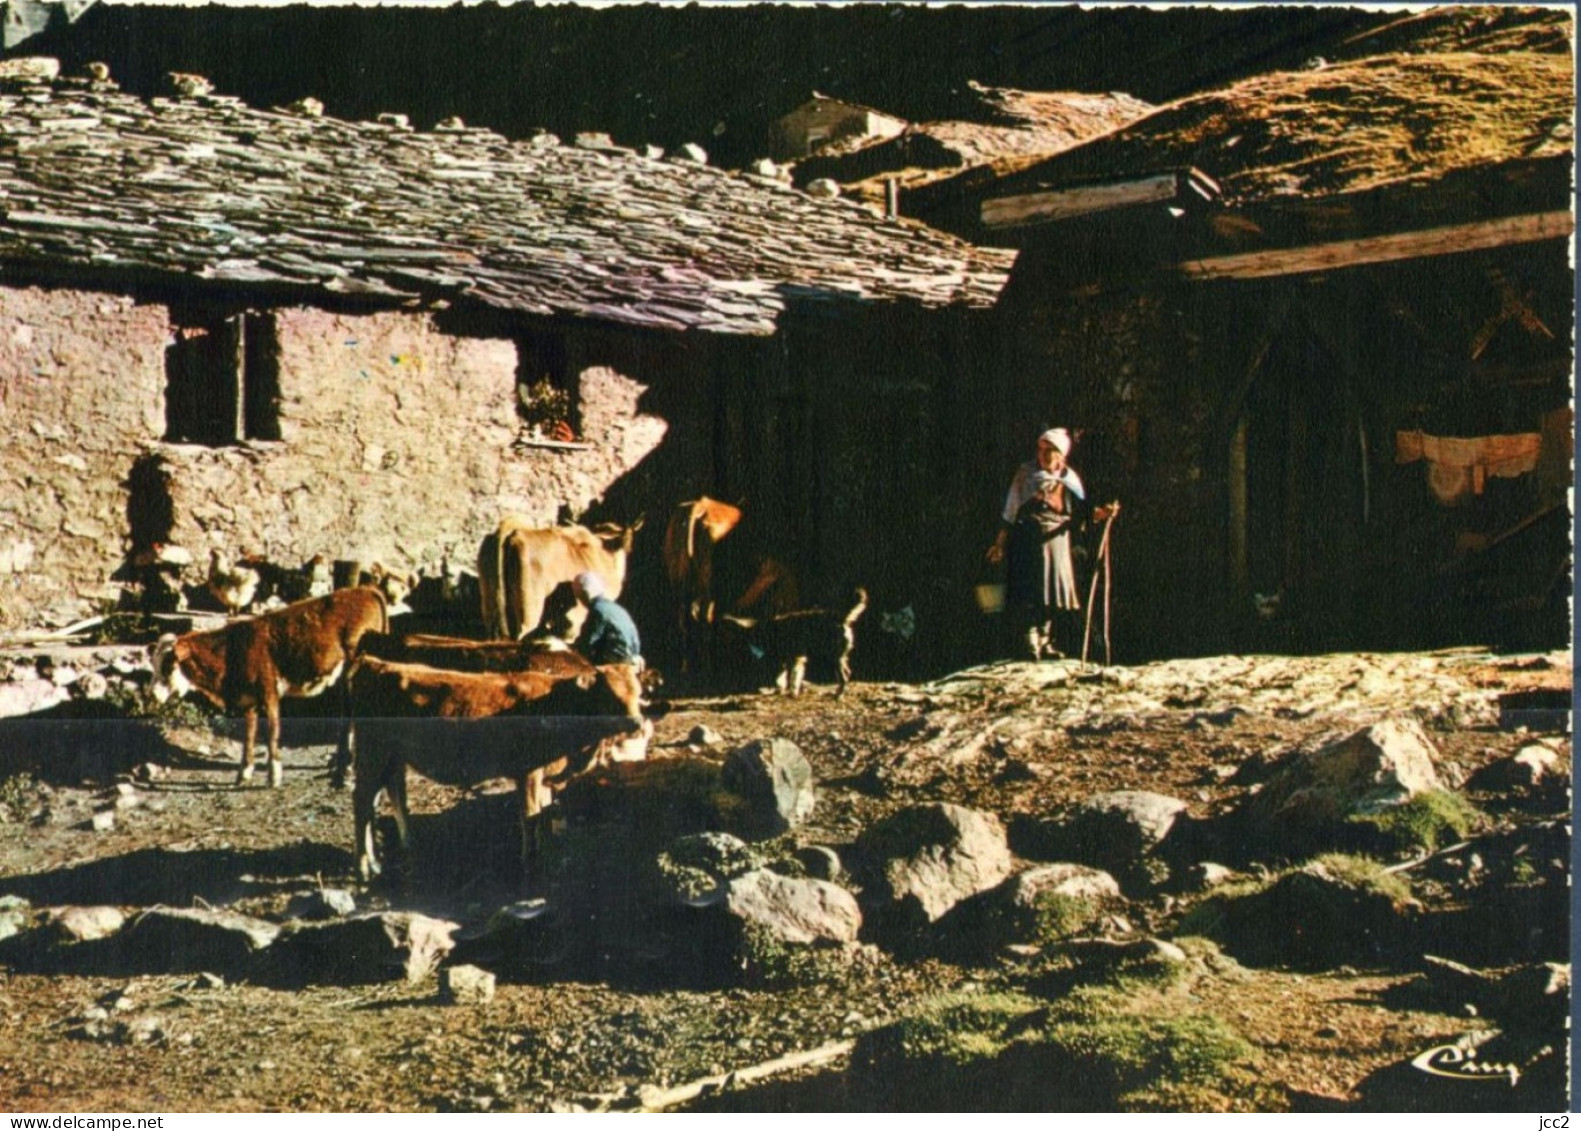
[0,294,668,633]
[161,306,665,580]
[0,287,169,630]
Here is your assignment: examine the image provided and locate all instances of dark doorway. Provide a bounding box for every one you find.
[1233,322,1368,651]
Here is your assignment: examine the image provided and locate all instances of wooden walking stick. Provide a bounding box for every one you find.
[1081,504,1119,667]
[1102,516,1114,667]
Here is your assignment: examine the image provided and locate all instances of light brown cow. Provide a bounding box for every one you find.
[662,497,799,674]
[477,519,643,641]
[149,588,389,788]
[348,657,645,883]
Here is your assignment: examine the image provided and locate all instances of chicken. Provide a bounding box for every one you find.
[206,549,261,618]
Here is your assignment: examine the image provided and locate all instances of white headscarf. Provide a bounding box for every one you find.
[574,571,605,601]
[1037,428,1072,456]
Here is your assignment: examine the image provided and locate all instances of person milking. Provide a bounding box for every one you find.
[571,569,652,759]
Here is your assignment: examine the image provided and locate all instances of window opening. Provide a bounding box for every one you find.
[164,310,280,445]
[515,332,580,444]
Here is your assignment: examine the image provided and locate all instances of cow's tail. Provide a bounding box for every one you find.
[494,525,511,639]
[844,587,870,627]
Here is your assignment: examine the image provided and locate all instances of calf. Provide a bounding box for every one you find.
[723,587,868,697]
[348,658,645,883]
[331,634,594,788]
[149,588,389,787]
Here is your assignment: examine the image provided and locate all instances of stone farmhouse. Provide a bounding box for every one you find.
[0,62,1021,676]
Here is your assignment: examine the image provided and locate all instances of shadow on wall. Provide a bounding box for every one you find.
[124,454,175,554]
[107,454,183,613]
[586,304,1015,683]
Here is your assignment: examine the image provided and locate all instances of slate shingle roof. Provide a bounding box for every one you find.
[0,73,1015,334]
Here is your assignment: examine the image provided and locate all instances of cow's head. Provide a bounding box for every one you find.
[578,664,646,725]
[147,633,193,704]
[590,516,644,556]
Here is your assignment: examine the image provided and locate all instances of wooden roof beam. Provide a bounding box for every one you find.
[981,167,1220,229]
[1176,210,1574,282]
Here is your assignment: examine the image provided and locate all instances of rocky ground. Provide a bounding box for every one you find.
[0,643,1570,1112]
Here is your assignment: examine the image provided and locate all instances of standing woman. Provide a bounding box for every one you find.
[988,428,1086,659]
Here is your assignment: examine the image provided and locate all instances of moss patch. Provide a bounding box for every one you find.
[0,772,40,825]
[1347,790,1483,856]
[853,983,1276,1111]
[1305,853,1413,902]
[1172,854,1417,971]
[1027,891,1102,945]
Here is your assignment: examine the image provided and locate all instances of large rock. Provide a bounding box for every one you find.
[933,863,1121,956]
[268,912,457,986]
[1013,791,1188,893]
[123,907,279,974]
[1466,743,1570,795]
[1239,719,1443,846]
[1190,858,1419,971]
[0,907,31,943]
[51,905,126,943]
[440,963,497,1005]
[711,868,862,945]
[1074,790,1187,860]
[721,738,815,837]
[856,803,1013,931]
[1020,862,1123,902]
[1418,956,1571,1032]
[652,831,760,903]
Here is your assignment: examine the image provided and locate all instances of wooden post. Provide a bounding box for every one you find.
[231,313,248,443]
[1229,414,1248,599]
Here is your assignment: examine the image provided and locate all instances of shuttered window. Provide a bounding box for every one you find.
[164,310,281,445]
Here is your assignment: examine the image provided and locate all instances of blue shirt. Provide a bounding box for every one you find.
[580,595,642,665]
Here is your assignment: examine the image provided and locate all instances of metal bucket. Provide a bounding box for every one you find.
[974,582,1006,615]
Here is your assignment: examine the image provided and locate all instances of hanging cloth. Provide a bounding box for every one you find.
[1396,430,1542,503]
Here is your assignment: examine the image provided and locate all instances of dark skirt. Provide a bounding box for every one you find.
[1006,525,1079,615]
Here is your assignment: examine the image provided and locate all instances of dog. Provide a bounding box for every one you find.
[723,587,868,697]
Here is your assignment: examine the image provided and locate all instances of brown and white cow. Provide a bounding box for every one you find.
[477,519,643,641]
[334,631,659,786]
[149,587,389,788]
[356,631,660,694]
[357,631,585,675]
[662,497,799,674]
[347,657,645,883]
